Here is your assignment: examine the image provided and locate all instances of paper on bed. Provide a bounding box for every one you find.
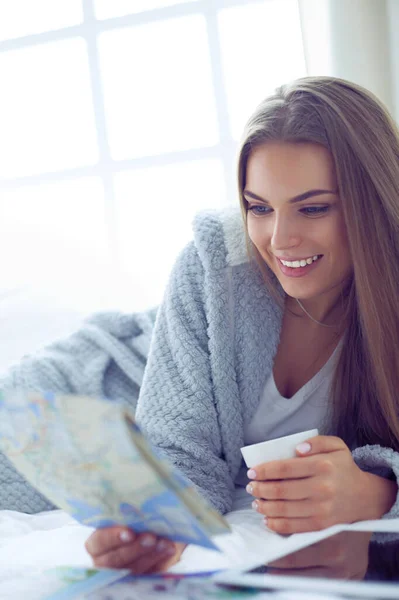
[170,508,399,574]
[170,508,345,574]
[0,391,230,550]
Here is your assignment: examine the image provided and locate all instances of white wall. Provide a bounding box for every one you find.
[299,0,398,119]
[388,0,399,120]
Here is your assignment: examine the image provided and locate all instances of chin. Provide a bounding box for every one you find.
[279,282,323,300]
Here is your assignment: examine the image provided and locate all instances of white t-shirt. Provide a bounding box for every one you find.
[233,342,342,510]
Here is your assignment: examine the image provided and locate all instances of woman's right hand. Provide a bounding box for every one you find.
[85,526,186,574]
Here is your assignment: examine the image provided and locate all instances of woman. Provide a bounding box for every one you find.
[84,75,399,572]
[2,76,399,573]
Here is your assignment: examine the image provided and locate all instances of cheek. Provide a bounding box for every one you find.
[247,217,270,249]
[333,220,352,269]
[246,217,257,244]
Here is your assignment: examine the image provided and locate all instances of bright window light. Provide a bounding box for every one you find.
[218,0,307,138]
[0,38,99,178]
[0,177,108,289]
[0,0,83,41]
[0,1,307,313]
[114,159,226,308]
[98,15,219,159]
[94,0,198,20]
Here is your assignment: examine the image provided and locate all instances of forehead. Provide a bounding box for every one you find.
[246,142,336,192]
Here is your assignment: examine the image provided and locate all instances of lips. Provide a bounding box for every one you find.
[276,255,323,278]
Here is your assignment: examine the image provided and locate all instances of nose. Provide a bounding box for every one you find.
[271,212,301,251]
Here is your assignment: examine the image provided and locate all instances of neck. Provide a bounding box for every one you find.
[287,287,346,329]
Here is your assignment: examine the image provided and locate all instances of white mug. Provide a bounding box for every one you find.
[240,429,319,468]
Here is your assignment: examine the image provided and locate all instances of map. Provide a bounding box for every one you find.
[1,566,128,600]
[0,391,230,550]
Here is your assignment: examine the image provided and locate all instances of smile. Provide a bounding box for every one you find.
[279,255,322,269]
[276,254,323,278]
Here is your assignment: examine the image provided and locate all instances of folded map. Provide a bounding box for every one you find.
[0,391,230,550]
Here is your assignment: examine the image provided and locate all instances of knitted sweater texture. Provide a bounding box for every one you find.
[1,209,399,524]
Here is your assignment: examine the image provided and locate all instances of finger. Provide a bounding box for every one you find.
[265,516,334,535]
[142,542,186,575]
[149,552,182,574]
[295,435,347,457]
[108,549,176,575]
[249,478,313,501]
[133,541,178,575]
[85,527,137,558]
[254,499,317,519]
[93,533,158,569]
[248,455,321,481]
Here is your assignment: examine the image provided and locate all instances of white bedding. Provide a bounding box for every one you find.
[0,508,309,574]
[0,508,313,574]
[2,509,399,600]
[0,509,93,568]
[3,508,399,575]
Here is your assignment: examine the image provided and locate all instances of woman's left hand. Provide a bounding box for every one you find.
[246,435,397,534]
[266,531,372,579]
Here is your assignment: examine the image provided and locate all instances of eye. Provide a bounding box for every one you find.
[247,204,272,216]
[300,205,330,216]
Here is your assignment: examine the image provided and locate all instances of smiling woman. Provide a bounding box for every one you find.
[2,76,399,575]
[237,77,399,454]
[73,76,399,568]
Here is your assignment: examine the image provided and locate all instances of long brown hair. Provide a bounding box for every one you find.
[237,76,399,451]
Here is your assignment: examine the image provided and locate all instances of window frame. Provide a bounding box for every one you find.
[0,0,302,270]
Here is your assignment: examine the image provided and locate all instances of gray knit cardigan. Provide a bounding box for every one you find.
[1,208,399,522]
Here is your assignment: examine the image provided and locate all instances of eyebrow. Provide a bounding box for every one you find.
[243,189,337,204]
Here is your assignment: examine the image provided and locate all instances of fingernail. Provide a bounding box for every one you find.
[247,469,257,479]
[140,535,156,547]
[119,530,134,543]
[296,442,311,454]
[156,540,175,555]
[263,517,268,526]
[156,540,169,552]
[252,500,258,511]
[246,483,253,494]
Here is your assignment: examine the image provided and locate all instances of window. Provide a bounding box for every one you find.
[0,0,306,311]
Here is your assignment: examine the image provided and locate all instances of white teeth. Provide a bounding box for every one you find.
[280,255,320,268]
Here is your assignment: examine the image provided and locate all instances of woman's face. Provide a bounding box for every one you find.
[245,142,352,303]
